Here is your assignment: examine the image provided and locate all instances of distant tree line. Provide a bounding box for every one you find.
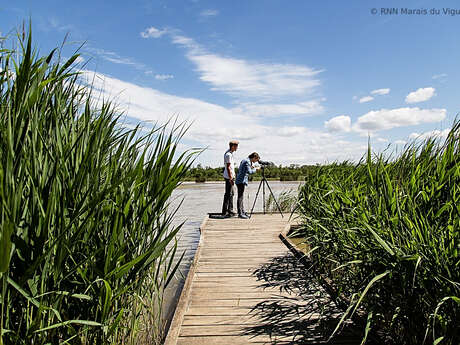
[183,164,322,182]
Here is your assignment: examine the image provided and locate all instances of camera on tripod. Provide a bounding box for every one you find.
[257,160,273,168]
[250,159,283,218]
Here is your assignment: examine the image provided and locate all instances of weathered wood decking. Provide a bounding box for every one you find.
[164,214,292,345]
[164,214,362,345]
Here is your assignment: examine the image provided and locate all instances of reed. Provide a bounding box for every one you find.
[265,189,298,213]
[0,28,194,344]
[296,122,460,344]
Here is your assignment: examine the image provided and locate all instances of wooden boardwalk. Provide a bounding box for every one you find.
[164,213,368,345]
[164,214,294,345]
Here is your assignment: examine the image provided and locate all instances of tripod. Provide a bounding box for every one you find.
[249,167,284,218]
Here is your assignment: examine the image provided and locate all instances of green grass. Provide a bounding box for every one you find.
[0,28,195,344]
[295,122,460,344]
[265,188,298,213]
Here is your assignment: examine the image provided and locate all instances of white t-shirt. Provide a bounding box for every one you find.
[223,149,235,179]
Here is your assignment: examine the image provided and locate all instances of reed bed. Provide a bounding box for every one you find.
[296,122,459,344]
[0,30,194,344]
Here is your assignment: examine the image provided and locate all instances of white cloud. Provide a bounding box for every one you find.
[85,47,149,73]
[81,69,261,142]
[200,9,219,17]
[169,33,322,99]
[405,87,436,103]
[432,73,447,80]
[359,96,374,103]
[234,100,324,117]
[394,140,407,145]
[354,107,446,132]
[324,115,351,132]
[409,128,450,140]
[371,88,390,95]
[80,70,367,165]
[45,17,74,32]
[277,127,307,137]
[188,54,321,98]
[147,29,326,124]
[356,89,388,104]
[140,26,168,38]
[376,137,389,143]
[155,74,174,80]
[171,34,196,47]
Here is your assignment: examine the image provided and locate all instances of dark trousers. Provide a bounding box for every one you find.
[222,178,234,214]
[237,183,245,215]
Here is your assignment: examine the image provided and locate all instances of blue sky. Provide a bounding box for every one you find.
[2,1,459,166]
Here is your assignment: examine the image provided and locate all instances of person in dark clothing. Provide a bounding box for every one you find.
[235,152,260,219]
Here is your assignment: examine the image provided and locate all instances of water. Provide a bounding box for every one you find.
[162,180,302,328]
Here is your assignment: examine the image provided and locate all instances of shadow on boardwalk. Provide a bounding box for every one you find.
[240,253,371,344]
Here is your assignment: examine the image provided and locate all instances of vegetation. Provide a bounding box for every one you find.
[0,29,194,344]
[265,189,298,213]
[184,163,318,182]
[295,122,460,344]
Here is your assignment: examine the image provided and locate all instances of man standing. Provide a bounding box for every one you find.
[235,152,260,219]
[222,140,239,217]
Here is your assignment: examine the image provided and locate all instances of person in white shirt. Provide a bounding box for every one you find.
[222,140,239,217]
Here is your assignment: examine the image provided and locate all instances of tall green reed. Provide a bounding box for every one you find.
[297,123,459,344]
[0,28,194,344]
[265,189,298,213]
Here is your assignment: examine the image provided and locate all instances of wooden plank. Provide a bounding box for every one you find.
[189,298,293,308]
[199,254,286,259]
[189,286,282,293]
[178,325,291,338]
[192,278,261,284]
[190,292,285,301]
[183,315,256,326]
[197,255,278,259]
[182,313,325,326]
[176,336,359,345]
[176,336,292,345]
[192,276,268,282]
[185,306,254,315]
[195,264,259,268]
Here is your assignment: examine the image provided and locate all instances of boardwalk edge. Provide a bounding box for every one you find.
[279,224,342,306]
[279,224,375,342]
[163,216,208,345]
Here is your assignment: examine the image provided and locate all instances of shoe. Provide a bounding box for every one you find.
[244,212,250,217]
[228,211,237,217]
[238,213,249,219]
[223,213,232,218]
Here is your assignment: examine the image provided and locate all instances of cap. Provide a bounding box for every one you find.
[229,140,239,145]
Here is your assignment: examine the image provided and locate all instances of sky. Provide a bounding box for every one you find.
[2,1,460,166]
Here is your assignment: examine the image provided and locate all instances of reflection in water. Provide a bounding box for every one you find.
[162,181,302,329]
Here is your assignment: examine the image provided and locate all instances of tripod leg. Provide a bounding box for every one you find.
[264,178,284,218]
[249,179,263,218]
[263,178,266,214]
